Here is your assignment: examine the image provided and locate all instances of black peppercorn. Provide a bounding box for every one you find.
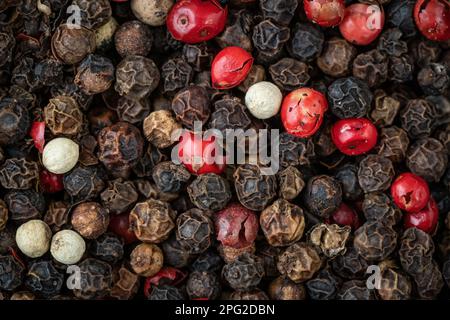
[306,267,342,300]
[414,261,444,299]
[0,158,38,190]
[238,65,266,92]
[377,126,410,163]
[0,97,30,146]
[5,189,45,223]
[162,235,195,269]
[182,43,214,72]
[269,57,310,91]
[309,223,351,258]
[331,246,369,280]
[73,0,112,29]
[337,280,375,300]
[417,63,449,96]
[25,261,64,298]
[116,96,151,125]
[111,266,140,300]
[253,20,290,64]
[191,251,223,273]
[71,202,110,239]
[152,161,191,194]
[0,255,24,291]
[370,90,402,127]
[389,54,415,83]
[114,20,153,58]
[73,258,113,299]
[75,54,115,95]
[400,98,438,139]
[358,155,395,193]
[222,253,265,291]
[209,95,252,133]
[148,285,185,300]
[304,175,342,219]
[89,233,124,264]
[279,132,315,168]
[0,200,7,231]
[362,192,402,226]
[52,79,93,111]
[188,174,231,211]
[386,0,417,38]
[186,271,220,300]
[277,243,321,283]
[288,23,324,62]
[377,28,408,57]
[334,163,363,201]
[377,262,412,300]
[0,32,14,67]
[277,166,304,201]
[399,228,435,276]
[216,9,254,52]
[63,165,106,202]
[268,276,306,300]
[100,178,138,215]
[176,209,214,254]
[259,0,298,26]
[171,85,211,129]
[411,40,441,66]
[34,59,64,87]
[161,58,194,94]
[353,49,388,88]
[228,289,269,300]
[354,221,398,262]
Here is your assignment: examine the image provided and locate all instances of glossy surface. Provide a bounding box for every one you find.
[40,170,64,193]
[414,0,450,41]
[331,118,378,156]
[304,0,345,27]
[109,213,138,244]
[211,46,254,89]
[391,172,430,213]
[404,197,439,234]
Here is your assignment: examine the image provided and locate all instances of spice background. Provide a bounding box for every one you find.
[0,0,449,301]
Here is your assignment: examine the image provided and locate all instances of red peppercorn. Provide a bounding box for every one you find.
[304,0,345,27]
[327,203,361,230]
[178,131,226,175]
[391,172,430,213]
[109,213,138,244]
[281,88,328,138]
[214,203,258,249]
[404,197,439,234]
[414,0,450,41]
[40,170,64,193]
[211,46,254,90]
[331,118,378,156]
[167,0,228,44]
[29,121,45,153]
[339,3,385,45]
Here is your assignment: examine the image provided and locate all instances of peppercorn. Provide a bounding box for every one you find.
[114,56,160,100]
[63,165,106,202]
[306,267,342,300]
[269,58,310,91]
[358,155,395,193]
[129,199,175,243]
[377,262,412,300]
[191,251,223,273]
[51,24,96,65]
[73,0,112,29]
[377,126,410,163]
[111,266,140,300]
[209,95,252,133]
[389,54,415,83]
[188,173,231,211]
[411,40,442,66]
[370,90,402,127]
[95,17,119,53]
[268,276,306,300]
[34,59,64,87]
[152,161,191,193]
[244,81,282,119]
[377,28,408,57]
[171,85,210,129]
[5,189,46,223]
[176,209,214,254]
[216,9,254,52]
[182,43,214,72]
[238,65,266,93]
[0,97,30,146]
[400,99,438,139]
[73,258,113,299]
[260,0,298,26]
[219,243,256,264]
[162,235,195,268]
[148,285,185,300]
[288,23,324,62]
[354,221,398,262]
[114,20,153,58]
[0,158,38,190]
[71,202,110,240]
[100,179,138,215]
[186,271,220,300]
[50,230,86,265]
[337,280,375,300]
[362,192,402,226]
[253,20,290,64]
[277,243,322,283]
[0,32,14,67]
[75,54,115,95]
[334,163,363,201]
[130,243,163,277]
[222,253,264,291]
[387,0,417,38]
[260,199,305,247]
[278,132,315,168]
[10,292,35,300]
[87,232,123,264]
[277,166,304,201]
[414,261,444,299]
[15,220,51,258]
[25,260,64,298]
[131,0,174,26]
[0,200,7,231]
[317,37,357,77]
[161,58,194,94]
[228,289,269,300]
[234,164,277,211]
[143,110,181,149]
[0,255,24,291]
[133,144,167,178]
[44,95,83,137]
[304,175,342,219]
[310,224,351,258]
[353,50,388,88]
[43,138,79,175]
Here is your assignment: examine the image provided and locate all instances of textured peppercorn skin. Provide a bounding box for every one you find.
[71,202,110,240]
[210,95,252,133]
[277,243,322,283]
[188,173,232,211]
[73,258,113,299]
[148,285,185,300]
[288,23,324,62]
[304,175,342,219]
[268,276,306,300]
[317,37,357,77]
[0,158,38,190]
[331,247,369,280]
[377,267,412,300]
[25,261,64,298]
[269,57,310,91]
[358,155,395,193]
[162,58,194,94]
[222,253,265,291]
[0,255,25,291]
[171,85,211,129]
[114,20,153,58]
[354,221,398,262]
[0,98,30,146]
[306,267,341,300]
[89,233,124,264]
[100,179,138,215]
[152,161,191,194]
[5,189,46,223]
[0,32,15,67]
[337,280,375,300]
[51,24,96,65]
[176,209,214,254]
[186,271,220,300]
[63,165,106,202]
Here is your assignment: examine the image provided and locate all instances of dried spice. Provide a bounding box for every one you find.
[176,209,214,254]
[0,158,38,190]
[277,243,321,283]
[304,175,342,219]
[268,276,306,300]
[130,243,163,277]
[44,95,83,137]
[71,202,110,240]
[309,224,351,258]
[143,110,181,149]
[317,37,357,77]
[188,174,232,211]
[222,253,265,291]
[358,155,395,193]
[354,221,398,262]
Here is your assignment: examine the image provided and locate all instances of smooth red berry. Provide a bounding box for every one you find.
[281,88,328,138]
[29,121,45,153]
[404,197,439,234]
[109,213,138,244]
[304,0,345,27]
[166,0,228,44]
[414,0,450,41]
[331,118,378,156]
[214,203,258,249]
[391,172,430,213]
[328,203,361,230]
[339,3,385,45]
[39,170,64,193]
[178,131,226,175]
[211,46,254,90]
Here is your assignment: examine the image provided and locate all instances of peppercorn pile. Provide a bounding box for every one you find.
[0,0,449,301]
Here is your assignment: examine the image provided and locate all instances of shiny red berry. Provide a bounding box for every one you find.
[166,0,228,44]
[414,0,450,41]
[39,170,64,193]
[304,0,345,27]
[211,46,254,89]
[109,213,138,244]
[178,131,226,175]
[331,118,378,156]
[328,203,361,230]
[391,172,430,213]
[29,121,45,153]
[404,197,439,234]
[339,3,385,45]
[214,203,258,249]
[281,88,328,138]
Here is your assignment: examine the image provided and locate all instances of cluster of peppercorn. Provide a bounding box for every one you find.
[0,0,449,301]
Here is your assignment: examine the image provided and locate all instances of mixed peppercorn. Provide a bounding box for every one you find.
[0,0,450,301]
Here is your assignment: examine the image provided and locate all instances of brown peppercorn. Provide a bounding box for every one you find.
[228,289,269,300]
[73,0,112,29]
[97,122,144,177]
[71,202,110,239]
[209,95,252,133]
[268,276,306,300]
[0,32,14,67]
[130,243,163,277]
[133,145,167,178]
[188,174,232,211]
[331,246,369,280]
[399,227,435,276]
[260,199,305,247]
[354,221,397,262]
[100,179,138,215]
[115,56,160,100]
[269,57,310,91]
[44,95,83,137]
[152,161,191,193]
[143,110,181,149]
[222,253,265,291]
[129,199,175,243]
[186,271,220,300]
[51,24,96,65]
[219,244,256,264]
[161,58,194,94]
[311,223,351,257]
[0,158,38,190]
[362,192,402,227]
[114,20,153,58]
[182,43,214,72]
[162,235,195,268]
[88,105,117,135]
[43,201,70,233]
[0,199,7,231]
[111,266,140,300]
[277,166,304,200]
[337,280,375,300]
[317,37,357,77]
[253,19,290,64]
[414,260,444,299]
[304,175,342,219]
[216,9,254,52]
[377,126,410,163]
[377,262,412,300]
[370,90,402,127]
[279,132,315,168]
[75,54,115,95]
[116,96,151,125]
[358,155,395,193]
[176,208,214,254]
[277,243,322,283]
[400,98,438,139]
[352,50,388,88]
[234,164,277,211]
[406,138,448,183]
[0,97,30,146]
[171,85,210,129]
[237,64,266,93]
[73,258,112,300]
[78,135,99,167]
[10,292,35,301]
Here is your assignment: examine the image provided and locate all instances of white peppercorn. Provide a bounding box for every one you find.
[50,230,86,265]
[245,81,282,119]
[42,138,79,174]
[131,0,174,27]
[15,220,51,258]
